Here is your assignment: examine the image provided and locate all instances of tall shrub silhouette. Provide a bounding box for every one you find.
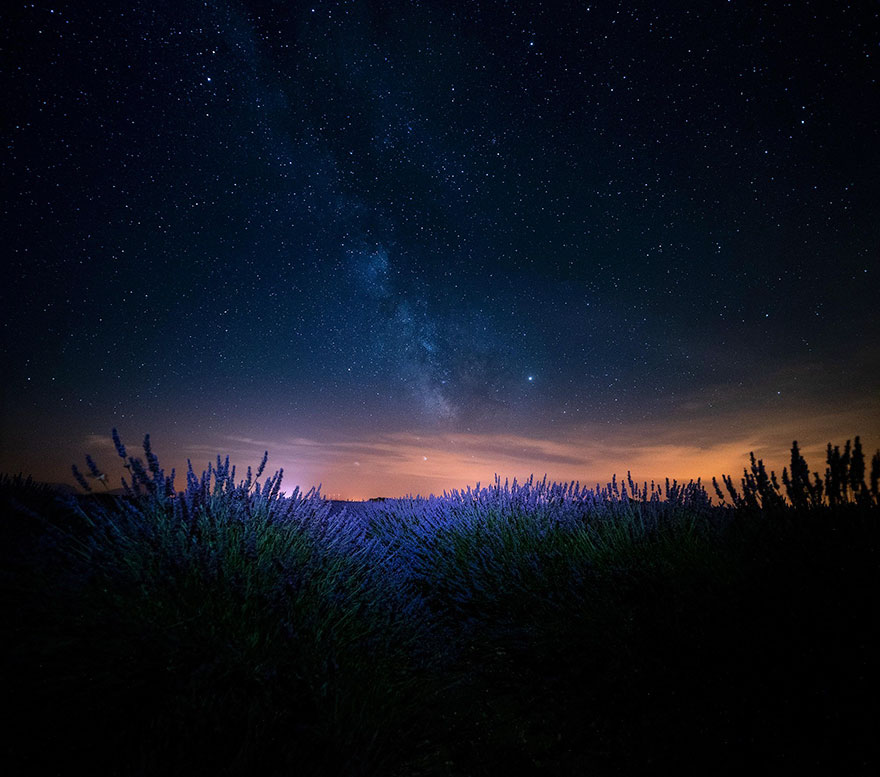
[714,438,878,509]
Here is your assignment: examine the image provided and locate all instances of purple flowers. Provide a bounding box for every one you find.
[111,428,127,460]
[71,464,91,492]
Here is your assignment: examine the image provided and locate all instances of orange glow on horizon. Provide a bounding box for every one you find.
[100,414,880,501]
[14,402,878,502]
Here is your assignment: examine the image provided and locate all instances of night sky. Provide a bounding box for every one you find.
[2,1,878,499]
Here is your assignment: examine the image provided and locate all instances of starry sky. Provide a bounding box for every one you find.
[2,1,878,499]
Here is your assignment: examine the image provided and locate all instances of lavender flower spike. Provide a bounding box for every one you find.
[111,428,127,460]
[71,464,91,492]
[85,454,102,479]
[256,450,268,479]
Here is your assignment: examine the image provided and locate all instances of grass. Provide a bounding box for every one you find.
[1,435,878,775]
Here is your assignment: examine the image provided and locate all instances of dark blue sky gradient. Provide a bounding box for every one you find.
[3,1,878,498]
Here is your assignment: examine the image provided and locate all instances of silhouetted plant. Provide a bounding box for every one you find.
[781,439,822,509]
[716,438,878,510]
[70,462,91,492]
[872,449,880,501]
[826,441,847,506]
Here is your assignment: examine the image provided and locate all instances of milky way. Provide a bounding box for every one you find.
[2,1,878,497]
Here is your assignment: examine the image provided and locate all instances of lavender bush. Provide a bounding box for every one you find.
[1,433,877,776]
[6,433,448,776]
[355,472,721,648]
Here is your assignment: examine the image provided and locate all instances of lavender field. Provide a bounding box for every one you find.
[2,432,878,776]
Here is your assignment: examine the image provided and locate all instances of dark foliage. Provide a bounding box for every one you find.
[1,434,877,776]
[714,437,880,512]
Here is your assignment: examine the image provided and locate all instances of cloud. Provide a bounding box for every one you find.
[225,435,323,448]
[152,380,879,500]
[82,434,118,453]
[70,404,880,501]
[231,428,767,499]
